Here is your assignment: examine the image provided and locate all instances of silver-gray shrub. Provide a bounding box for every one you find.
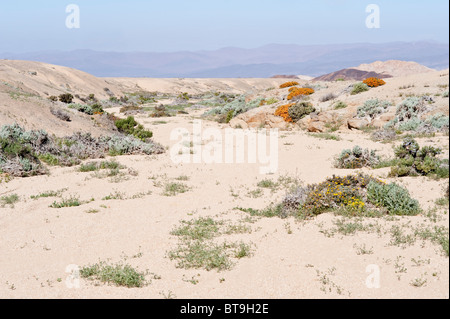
[204,95,264,118]
[357,99,391,119]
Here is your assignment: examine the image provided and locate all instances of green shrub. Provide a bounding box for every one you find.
[367,181,420,216]
[114,116,153,140]
[351,83,369,95]
[59,93,74,104]
[225,110,234,123]
[389,137,448,178]
[288,101,316,121]
[333,101,348,110]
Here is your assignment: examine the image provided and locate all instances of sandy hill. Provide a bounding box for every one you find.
[313,60,435,82]
[313,69,390,82]
[0,60,124,136]
[355,60,435,77]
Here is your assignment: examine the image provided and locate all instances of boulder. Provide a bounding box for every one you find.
[317,112,333,123]
[379,113,396,122]
[347,118,369,130]
[229,118,249,129]
[307,121,326,132]
[371,118,388,128]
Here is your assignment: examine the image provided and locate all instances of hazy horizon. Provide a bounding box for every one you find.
[2,40,449,55]
[0,0,448,53]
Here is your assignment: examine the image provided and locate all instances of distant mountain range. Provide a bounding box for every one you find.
[1,41,448,78]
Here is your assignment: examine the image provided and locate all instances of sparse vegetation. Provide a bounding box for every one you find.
[333,101,347,110]
[80,261,149,288]
[1,193,19,207]
[0,123,163,177]
[163,182,190,196]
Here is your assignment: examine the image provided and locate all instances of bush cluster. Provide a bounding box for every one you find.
[389,137,449,178]
[205,95,264,121]
[335,146,380,169]
[280,173,420,217]
[0,123,163,177]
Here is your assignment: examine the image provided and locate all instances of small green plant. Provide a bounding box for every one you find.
[102,190,126,200]
[234,242,253,259]
[351,82,369,95]
[49,195,82,208]
[257,179,278,190]
[170,217,222,241]
[308,133,341,141]
[163,182,190,196]
[1,193,19,207]
[168,240,233,271]
[333,101,347,110]
[78,160,122,172]
[80,261,148,288]
[30,188,67,199]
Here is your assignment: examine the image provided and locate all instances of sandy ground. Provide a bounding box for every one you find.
[0,108,448,299]
[0,61,448,299]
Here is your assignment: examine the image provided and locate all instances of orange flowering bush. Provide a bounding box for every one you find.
[279,81,299,89]
[363,77,386,88]
[274,103,295,122]
[287,87,314,100]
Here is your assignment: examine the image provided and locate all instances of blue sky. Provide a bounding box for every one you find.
[0,0,448,53]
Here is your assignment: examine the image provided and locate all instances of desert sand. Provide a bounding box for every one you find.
[0,60,448,299]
